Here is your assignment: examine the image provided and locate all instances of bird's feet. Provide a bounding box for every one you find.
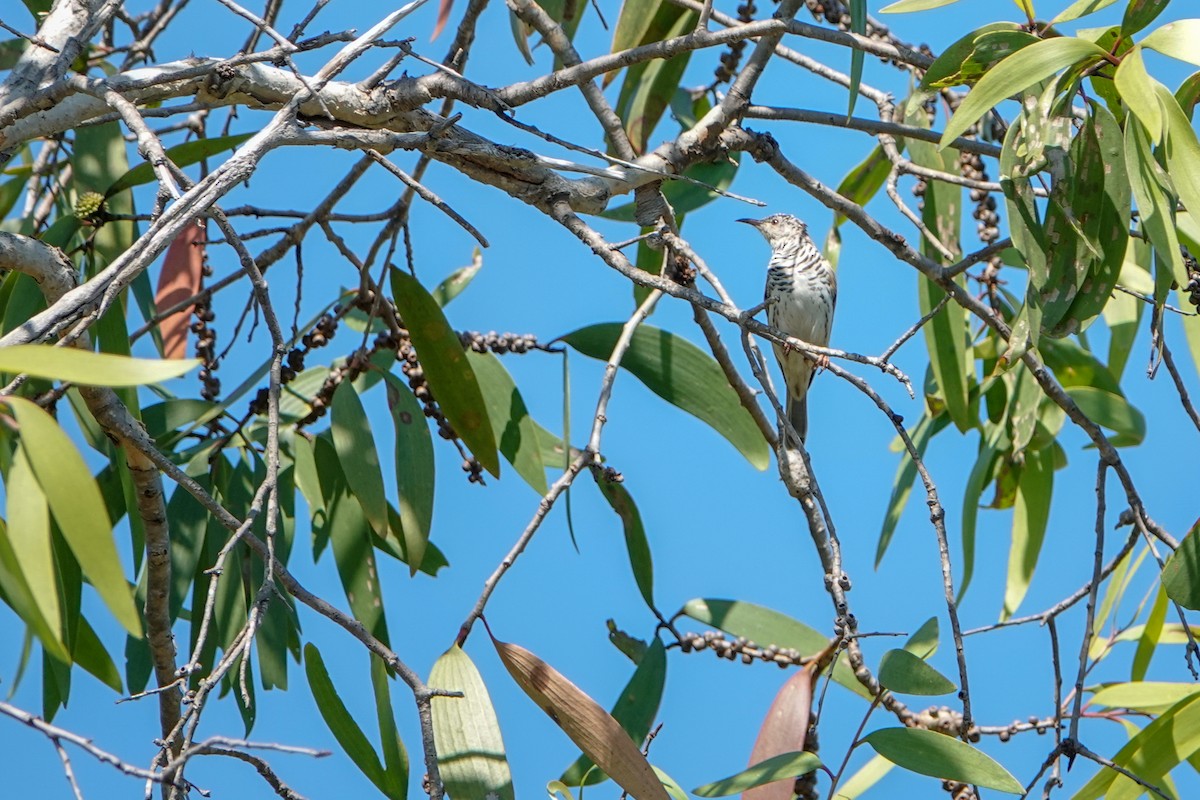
[815,353,830,371]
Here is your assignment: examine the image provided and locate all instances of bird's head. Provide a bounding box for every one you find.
[737,213,808,247]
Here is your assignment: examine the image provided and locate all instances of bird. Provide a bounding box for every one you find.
[738,214,837,443]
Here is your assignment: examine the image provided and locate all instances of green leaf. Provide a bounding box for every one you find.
[864,727,1023,793]
[304,643,390,792]
[1065,385,1146,445]
[508,9,535,65]
[391,267,498,477]
[835,754,896,800]
[431,251,482,306]
[940,37,1108,147]
[904,617,940,659]
[958,441,998,601]
[920,23,1025,90]
[380,372,434,577]
[0,474,68,662]
[73,615,123,692]
[369,657,408,799]
[429,645,515,800]
[847,0,866,118]
[878,649,956,695]
[105,133,254,196]
[909,124,973,430]
[1091,682,1200,714]
[1133,584,1169,681]
[6,449,60,646]
[1074,692,1200,800]
[1163,520,1200,610]
[1125,108,1187,297]
[1121,0,1171,37]
[467,352,549,494]
[73,121,134,267]
[1002,446,1053,619]
[314,436,390,644]
[833,145,895,227]
[877,413,948,567]
[561,639,666,787]
[1049,0,1120,25]
[1051,102,1131,335]
[693,751,822,797]
[681,598,871,698]
[608,0,690,84]
[1176,72,1200,120]
[952,31,1043,90]
[615,8,697,152]
[331,380,390,538]
[0,345,199,385]
[879,0,964,12]
[6,397,141,637]
[591,468,654,610]
[1142,19,1200,66]
[1159,83,1200,240]
[1115,46,1164,142]
[562,324,769,470]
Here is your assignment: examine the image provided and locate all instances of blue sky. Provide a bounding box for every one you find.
[3,1,1200,798]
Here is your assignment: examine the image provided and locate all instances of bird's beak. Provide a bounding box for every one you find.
[737,218,761,227]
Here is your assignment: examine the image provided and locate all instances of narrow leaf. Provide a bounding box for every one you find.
[106,133,253,196]
[864,727,1023,793]
[304,643,388,791]
[1002,446,1053,619]
[561,639,667,787]
[155,221,205,359]
[744,669,814,800]
[331,380,390,538]
[1091,682,1200,714]
[562,324,769,470]
[1121,0,1171,37]
[370,658,408,799]
[492,633,670,800]
[429,645,515,800]
[847,0,866,118]
[0,345,198,385]
[1049,0,1120,25]
[941,37,1108,146]
[1114,46,1164,142]
[1163,519,1200,610]
[878,649,956,695]
[468,351,549,494]
[1073,693,1200,800]
[682,598,870,698]
[904,617,940,659]
[431,250,482,306]
[592,468,654,610]
[381,372,434,576]
[391,268,498,476]
[6,397,141,637]
[879,0,964,12]
[693,752,822,797]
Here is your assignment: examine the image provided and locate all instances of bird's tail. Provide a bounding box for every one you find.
[786,391,808,443]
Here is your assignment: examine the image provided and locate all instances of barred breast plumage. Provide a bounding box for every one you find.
[739,214,836,443]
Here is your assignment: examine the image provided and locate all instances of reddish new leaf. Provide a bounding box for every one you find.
[155,222,205,359]
[431,0,453,39]
[745,669,813,800]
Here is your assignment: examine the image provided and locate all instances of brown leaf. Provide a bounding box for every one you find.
[431,0,453,40]
[491,634,669,800]
[155,221,205,359]
[744,669,813,800]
